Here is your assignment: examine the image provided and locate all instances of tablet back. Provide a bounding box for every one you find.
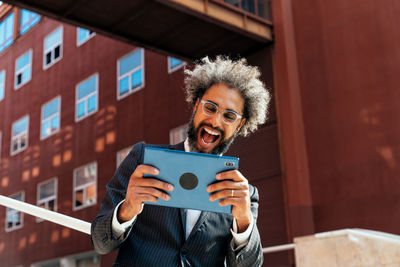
[143,147,239,213]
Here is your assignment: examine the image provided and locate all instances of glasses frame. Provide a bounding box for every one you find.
[199,99,243,125]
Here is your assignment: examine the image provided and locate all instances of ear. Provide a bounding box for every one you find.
[193,98,200,113]
[237,118,246,131]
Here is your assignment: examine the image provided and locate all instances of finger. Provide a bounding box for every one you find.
[135,187,171,201]
[216,170,246,182]
[207,181,248,193]
[209,189,248,202]
[132,165,160,178]
[133,178,174,191]
[218,196,249,207]
[135,193,158,203]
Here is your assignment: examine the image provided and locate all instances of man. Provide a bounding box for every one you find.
[91,56,271,266]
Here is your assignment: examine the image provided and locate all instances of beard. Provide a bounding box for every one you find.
[186,115,238,155]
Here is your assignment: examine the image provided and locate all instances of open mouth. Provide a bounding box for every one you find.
[199,126,221,147]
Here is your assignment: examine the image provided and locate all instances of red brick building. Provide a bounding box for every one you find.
[0,4,283,266]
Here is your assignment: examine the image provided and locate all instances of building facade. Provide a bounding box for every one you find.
[0,4,284,267]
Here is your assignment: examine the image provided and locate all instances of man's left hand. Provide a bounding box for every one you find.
[207,170,251,233]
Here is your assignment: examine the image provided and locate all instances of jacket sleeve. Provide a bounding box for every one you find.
[91,142,144,254]
[226,185,264,267]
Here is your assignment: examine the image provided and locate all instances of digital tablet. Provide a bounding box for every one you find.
[143,147,239,214]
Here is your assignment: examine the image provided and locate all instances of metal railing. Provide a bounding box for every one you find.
[0,194,294,253]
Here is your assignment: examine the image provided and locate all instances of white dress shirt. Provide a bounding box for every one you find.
[112,139,253,250]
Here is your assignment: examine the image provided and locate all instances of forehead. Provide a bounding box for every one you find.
[202,83,245,112]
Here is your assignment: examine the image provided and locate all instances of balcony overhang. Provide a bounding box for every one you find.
[2,0,273,61]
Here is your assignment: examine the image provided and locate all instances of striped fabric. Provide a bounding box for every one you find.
[91,142,263,266]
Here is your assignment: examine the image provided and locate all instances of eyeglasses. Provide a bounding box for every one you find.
[199,99,243,125]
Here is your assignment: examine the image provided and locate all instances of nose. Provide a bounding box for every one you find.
[207,112,224,129]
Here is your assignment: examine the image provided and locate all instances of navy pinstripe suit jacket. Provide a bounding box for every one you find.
[91,142,263,266]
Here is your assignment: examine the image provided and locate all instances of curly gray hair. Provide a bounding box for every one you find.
[184,56,271,136]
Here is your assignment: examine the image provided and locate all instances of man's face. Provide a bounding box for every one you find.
[187,83,246,155]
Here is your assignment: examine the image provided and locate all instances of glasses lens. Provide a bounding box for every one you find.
[203,102,217,115]
[223,111,237,124]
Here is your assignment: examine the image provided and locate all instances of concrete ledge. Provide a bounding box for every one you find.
[294,229,400,267]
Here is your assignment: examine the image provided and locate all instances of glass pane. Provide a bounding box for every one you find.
[12,193,23,201]
[170,57,183,69]
[54,45,60,59]
[78,28,89,43]
[242,0,255,14]
[0,70,5,83]
[45,27,62,51]
[48,199,55,211]
[5,13,14,39]
[119,49,142,76]
[119,76,129,96]
[86,184,96,204]
[78,76,97,99]
[42,120,50,138]
[16,51,30,70]
[75,164,96,187]
[51,115,60,131]
[22,67,31,84]
[13,117,28,135]
[131,69,142,89]
[75,189,84,207]
[77,101,85,118]
[39,180,56,199]
[87,94,97,113]
[43,98,59,119]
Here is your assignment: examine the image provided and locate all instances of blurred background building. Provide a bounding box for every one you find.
[0,0,399,266]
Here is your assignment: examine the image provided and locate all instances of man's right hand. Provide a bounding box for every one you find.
[117,164,174,223]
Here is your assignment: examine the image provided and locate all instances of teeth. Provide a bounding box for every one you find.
[204,127,219,136]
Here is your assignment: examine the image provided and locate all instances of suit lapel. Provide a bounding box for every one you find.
[186,211,210,240]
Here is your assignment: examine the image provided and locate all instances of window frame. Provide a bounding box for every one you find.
[168,56,186,74]
[75,73,99,122]
[5,191,24,232]
[116,48,145,100]
[116,146,133,168]
[40,96,61,140]
[14,49,32,90]
[43,26,63,70]
[73,161,97,211]
[36,178,58,222]
[0,12,15,54]
[76,27,95,46]
[19,9,40,35]
[169,124,188,145]
[0,69,5,101]
[10,115,29,156]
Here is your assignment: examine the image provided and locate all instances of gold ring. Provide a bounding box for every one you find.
[231,190,234,197]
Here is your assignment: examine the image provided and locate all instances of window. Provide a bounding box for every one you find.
[6,192,24,231]
[11,115,29,155]
[116,146,132,168]
[73,162,97,210]
[15,50,32,89]
[75,74,98,121]
[41,96,61,139]
[0,70,4,101]
[77,27,95,46]
[0,12,14,53]
[43,27,62,69]
[37,178,57,222]
[117,48,144,99]
[169,124,188,145]
[168,57,185,73]
[20,9,40,35]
